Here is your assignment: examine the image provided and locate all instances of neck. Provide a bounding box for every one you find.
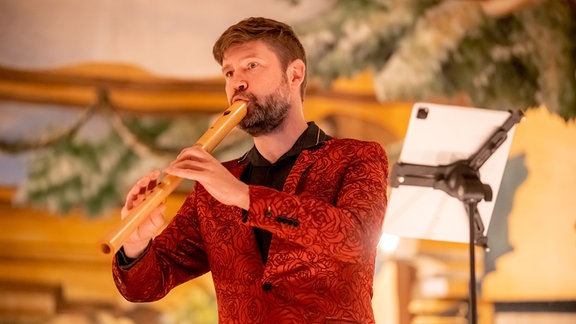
[253,103,307,164]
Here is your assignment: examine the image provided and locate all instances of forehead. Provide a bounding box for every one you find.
[222,40,279,64]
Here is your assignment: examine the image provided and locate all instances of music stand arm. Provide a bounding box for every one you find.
[469,110,524,170]
[392,161,491,249]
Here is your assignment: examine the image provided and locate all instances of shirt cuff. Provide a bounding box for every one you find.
[116,241,152,270]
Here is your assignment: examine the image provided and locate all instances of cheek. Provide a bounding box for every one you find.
[225,83,234,99]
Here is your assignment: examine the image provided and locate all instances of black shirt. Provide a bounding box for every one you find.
[240,122,329,264]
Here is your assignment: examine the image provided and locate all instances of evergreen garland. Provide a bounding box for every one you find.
[15,132,139,215]
[12,113,178,217]
[293,0,576,119]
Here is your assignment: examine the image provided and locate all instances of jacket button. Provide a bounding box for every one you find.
[262,282,272,291]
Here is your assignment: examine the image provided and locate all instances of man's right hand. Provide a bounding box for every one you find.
[121,169,166,259]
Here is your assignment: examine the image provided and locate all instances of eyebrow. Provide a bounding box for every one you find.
[221,52,264,73]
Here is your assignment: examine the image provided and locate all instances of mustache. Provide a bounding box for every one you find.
[233,89,252,101]
[233,91,259,109]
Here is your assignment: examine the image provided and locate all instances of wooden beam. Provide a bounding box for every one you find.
[0,63,391,114]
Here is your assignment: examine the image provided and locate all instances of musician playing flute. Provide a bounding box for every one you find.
[112,17,389,324]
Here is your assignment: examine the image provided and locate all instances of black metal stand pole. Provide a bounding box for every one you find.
[466,199,479,324]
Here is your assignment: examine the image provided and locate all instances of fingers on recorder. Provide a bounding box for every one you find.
[123,170,161,216]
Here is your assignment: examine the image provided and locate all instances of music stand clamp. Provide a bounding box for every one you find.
[390,109,524,324]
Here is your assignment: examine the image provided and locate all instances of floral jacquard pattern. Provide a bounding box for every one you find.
[113,138,388,324]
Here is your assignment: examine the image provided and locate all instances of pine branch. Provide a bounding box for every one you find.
[293,0,576,119]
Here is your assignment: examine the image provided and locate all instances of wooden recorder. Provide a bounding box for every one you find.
[98,100,247,255]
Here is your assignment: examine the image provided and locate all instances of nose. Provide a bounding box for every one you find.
[234,79,247,92]
[229,71,248,92]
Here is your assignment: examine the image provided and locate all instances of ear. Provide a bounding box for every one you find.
[287,59,306,88]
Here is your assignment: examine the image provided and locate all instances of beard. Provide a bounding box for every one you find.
[237,76,291,137]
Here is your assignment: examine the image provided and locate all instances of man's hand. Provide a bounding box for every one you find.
[121,169,166,258]
[165,145,250,210]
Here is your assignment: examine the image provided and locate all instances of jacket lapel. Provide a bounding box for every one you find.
[282,144,325,194]
[227,158,249,179]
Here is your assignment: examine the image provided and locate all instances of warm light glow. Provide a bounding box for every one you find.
[378,234,400,254]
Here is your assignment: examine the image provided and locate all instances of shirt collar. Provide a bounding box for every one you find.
[243,121,329,166]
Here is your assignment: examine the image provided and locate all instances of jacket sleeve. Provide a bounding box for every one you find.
[242,141,388,263]
[112,186,210,302]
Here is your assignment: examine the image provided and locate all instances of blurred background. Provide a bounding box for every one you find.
[1,0,575,323]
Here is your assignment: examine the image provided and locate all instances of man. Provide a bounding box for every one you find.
[113,17,388,323]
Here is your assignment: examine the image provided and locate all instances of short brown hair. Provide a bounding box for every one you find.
[213,17,307,99]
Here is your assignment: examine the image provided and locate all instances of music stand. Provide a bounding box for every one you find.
[383,102,523,324]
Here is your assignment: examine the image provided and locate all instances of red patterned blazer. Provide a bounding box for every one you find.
[113,137,388,323]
